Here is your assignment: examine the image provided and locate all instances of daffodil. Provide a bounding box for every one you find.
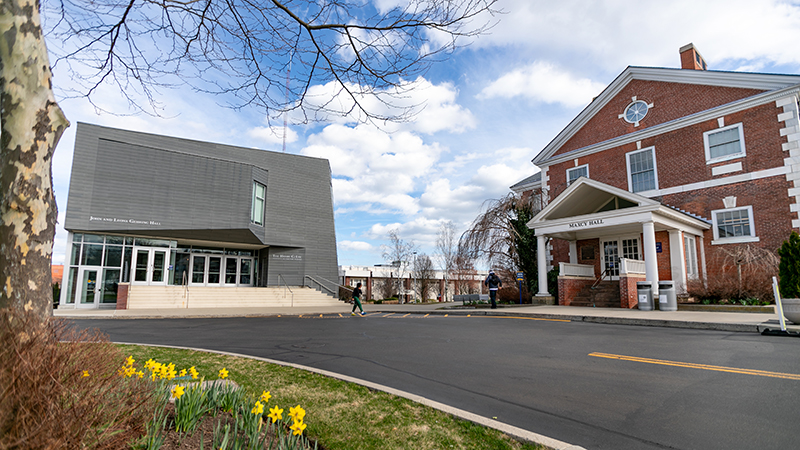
[179,369,187,377]
[144,358,155,370]
[288,405,305,422]
[260,390,271,403]
[125,355,135,366]
[189,366,199,379]
[267,406,283,423]
[218,368,229,379]
[137,371,145,379]
[82,370,90,378]
[290,419,307,436]
[251,400,264,415]
[171,385,185,400]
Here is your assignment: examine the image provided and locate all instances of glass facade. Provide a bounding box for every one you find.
[62,232,259,307]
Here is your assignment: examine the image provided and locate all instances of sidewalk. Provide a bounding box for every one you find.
[54,302,798,334]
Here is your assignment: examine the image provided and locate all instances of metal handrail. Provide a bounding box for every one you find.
[278,274,294,307]
[591,261,615,289]
[304,275,338,296]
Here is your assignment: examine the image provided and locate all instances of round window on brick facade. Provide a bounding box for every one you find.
[624,100,649,124]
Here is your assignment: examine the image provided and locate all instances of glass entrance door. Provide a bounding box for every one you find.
[190,255,222,285]
[76,268,100,308]
[602,240,619,279]
[132,248,169,285]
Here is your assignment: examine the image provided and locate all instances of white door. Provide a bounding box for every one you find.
[190,255,222,285]
[132,248,169,285]
[602,240,619,280]
[76,267,101,308]
[602,237,641,280]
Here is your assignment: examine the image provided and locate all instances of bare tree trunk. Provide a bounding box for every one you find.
[0,0,70,321]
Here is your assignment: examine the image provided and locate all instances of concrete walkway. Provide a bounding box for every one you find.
[54,302,798,333]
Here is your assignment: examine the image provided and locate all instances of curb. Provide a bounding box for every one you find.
[121,342,586,450]
[379,309,764,333]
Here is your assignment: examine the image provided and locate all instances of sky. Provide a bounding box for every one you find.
[47,0,800,268]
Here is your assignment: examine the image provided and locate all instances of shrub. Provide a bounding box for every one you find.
[687,244,778,302]
[0,309,158,449]
[778,231,800,298]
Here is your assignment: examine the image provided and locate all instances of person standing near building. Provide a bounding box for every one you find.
[484,270,502,309]
[351,282,366,316]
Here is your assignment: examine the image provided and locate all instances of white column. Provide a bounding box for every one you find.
[537,235,549,296]
[699,234,707,289]
[569,240,578,264]
[642,221,659,294]
[668,230,687,294]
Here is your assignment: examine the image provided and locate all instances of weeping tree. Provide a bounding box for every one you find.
[0,0,498,320]
[460,192,544,297]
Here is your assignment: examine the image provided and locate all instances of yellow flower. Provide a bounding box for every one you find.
[144,358,155,370]
[267,406,283,423]
[260,390,271,403]
[137,371,145,379]
[288,405,305,422]
[179,369,187,377]
[189,366,199,379]
[125,366,137,377]
[150,372,158,381]
[125,355,135,366]
[218,368,229,379]
[251,401,264,415]
[290,419,307,436]
[82,370,90,378]
[171,385,185,400]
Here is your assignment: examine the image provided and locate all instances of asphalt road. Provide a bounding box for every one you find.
[67,313,800,450]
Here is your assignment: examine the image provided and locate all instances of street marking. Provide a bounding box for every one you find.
[338,313,342,318]
[382,313,395,317]
[424,314,429,318]
[493,316,571,323]
[402,313,410,318]
[589,352,800,381]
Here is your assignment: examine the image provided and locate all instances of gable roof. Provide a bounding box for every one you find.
[530,177,658,223]
[532,67,800,166]
[510,172,541,193]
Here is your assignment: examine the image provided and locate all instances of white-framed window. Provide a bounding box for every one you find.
[251,181,266,226]
[711,205,759,244]
[704,123,746,164]
[626,147,658,193]
[566,165,588,186]
[684,235,699,280]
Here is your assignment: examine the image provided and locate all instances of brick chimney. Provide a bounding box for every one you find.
[680,43,707,70]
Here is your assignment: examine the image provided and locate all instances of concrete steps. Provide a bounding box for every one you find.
[126,285,343,309]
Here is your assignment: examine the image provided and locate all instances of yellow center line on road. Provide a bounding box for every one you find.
[382,313,395,317]
[402,313,410,318]
[589,352,800,381]
[491,316,571,323]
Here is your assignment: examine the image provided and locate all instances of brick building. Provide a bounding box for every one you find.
[512,44,800,308]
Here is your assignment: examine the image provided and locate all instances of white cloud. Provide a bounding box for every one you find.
[300,77,475,134]
[339,240,375,252]
[248,126,298,146]
[479,61,605,108]
[480,0,800,71]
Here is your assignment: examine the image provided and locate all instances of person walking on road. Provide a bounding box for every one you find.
[484,270,502,309]
[351,282,366,316]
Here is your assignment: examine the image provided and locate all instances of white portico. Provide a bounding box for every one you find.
[528,178,710,305]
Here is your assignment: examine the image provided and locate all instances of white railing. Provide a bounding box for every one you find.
[619,258,646,275]
[559,262,595,278]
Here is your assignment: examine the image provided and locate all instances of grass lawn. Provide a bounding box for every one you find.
[118,345,547,450]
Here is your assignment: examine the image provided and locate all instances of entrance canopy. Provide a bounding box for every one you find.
[528,177,710,239]
[527,177,711,298]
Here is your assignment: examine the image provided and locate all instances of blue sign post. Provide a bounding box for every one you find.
[516,272,524,304]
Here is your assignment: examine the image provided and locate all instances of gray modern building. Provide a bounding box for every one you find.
[59,123,340,309]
